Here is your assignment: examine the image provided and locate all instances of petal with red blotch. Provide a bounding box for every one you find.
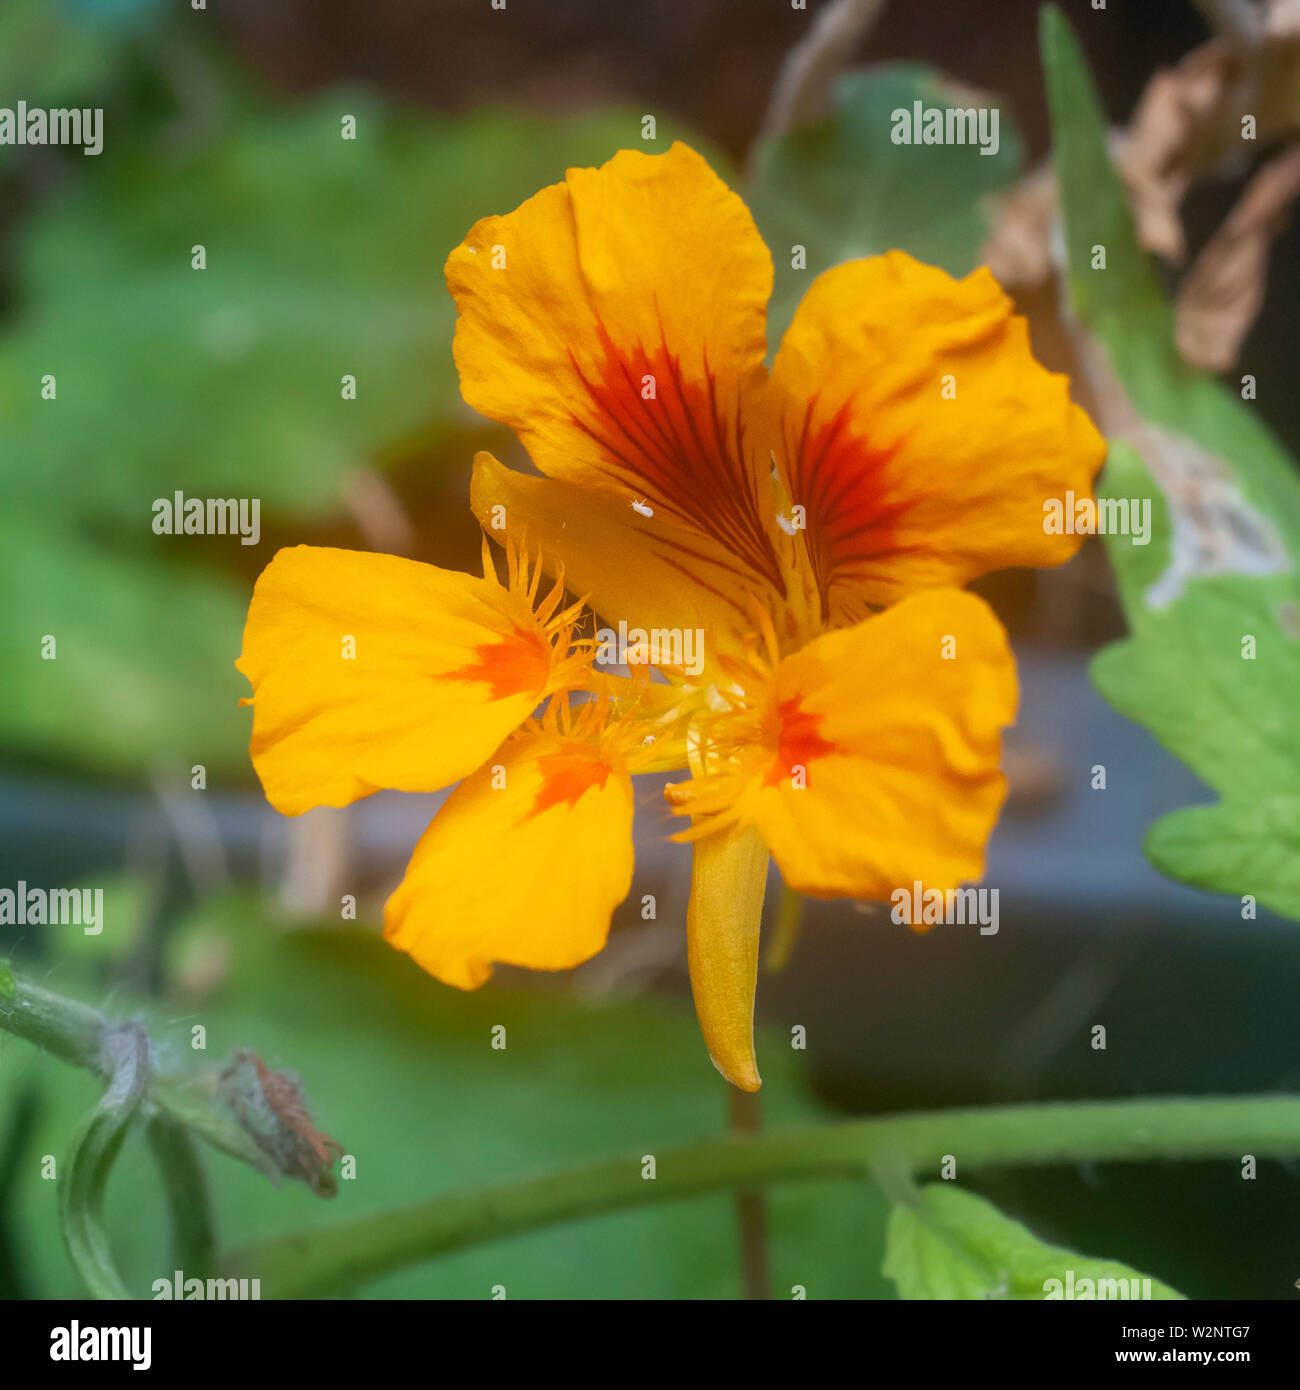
[672,589,1018,901]
[383,731,635,988]
[236,546,559,816]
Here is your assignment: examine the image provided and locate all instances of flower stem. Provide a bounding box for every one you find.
[763,881,804,974]
[59,1023,150,1299]
[0,965,107,1073]
[226,1093,1300,1299]
[727,1084,770,1300]
[0,963,277,1180]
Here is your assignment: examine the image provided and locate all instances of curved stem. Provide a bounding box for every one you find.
[226,1093,1300,1299]
[59,1023,150,1299]
[147,1113,217,1277]
[0,963,285,1180]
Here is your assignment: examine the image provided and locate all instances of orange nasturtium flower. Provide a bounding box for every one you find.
[237,143,1104,1091]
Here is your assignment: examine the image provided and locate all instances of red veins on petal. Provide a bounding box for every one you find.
[764,697,836,788]
[567,318,784,595]
[780,395,916,609]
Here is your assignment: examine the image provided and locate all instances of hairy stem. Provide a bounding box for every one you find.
[227,1093,1300,1299]
[0,970,107,1072]
[0,964,276,1179]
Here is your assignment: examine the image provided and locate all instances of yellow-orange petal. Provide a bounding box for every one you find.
[446,142,785,597]
[675,589,1018,900]
[686,823,769,1092]
[768,251,1105,622]
[236,545,565,816]
[471,452,781,664]
[383,730,635,988]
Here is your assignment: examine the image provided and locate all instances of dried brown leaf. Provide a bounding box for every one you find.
[1175,143,1300,369]
[981,162,1059,289]
[219,1048,344,1195]
[1121,40,1245,262]
[986,24,1300,292]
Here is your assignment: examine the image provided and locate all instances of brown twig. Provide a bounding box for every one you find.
[753,0,887,154]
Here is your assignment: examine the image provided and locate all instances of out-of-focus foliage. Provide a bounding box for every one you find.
[0,33,712,778]
[1,892,894,1299]
[0,0,165,160]
[2,97,714,525]
[1043,7,1300,920]
[0,514,250,775]
[883,1184,1183,1300]
[750,65,1023,343]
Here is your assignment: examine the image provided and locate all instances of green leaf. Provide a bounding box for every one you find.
[750,65,1022,342]
[1042,6,1300,917]
[1145,798,1300,920]
[1037,10,1172,363]
[883,1184,1183,1300]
